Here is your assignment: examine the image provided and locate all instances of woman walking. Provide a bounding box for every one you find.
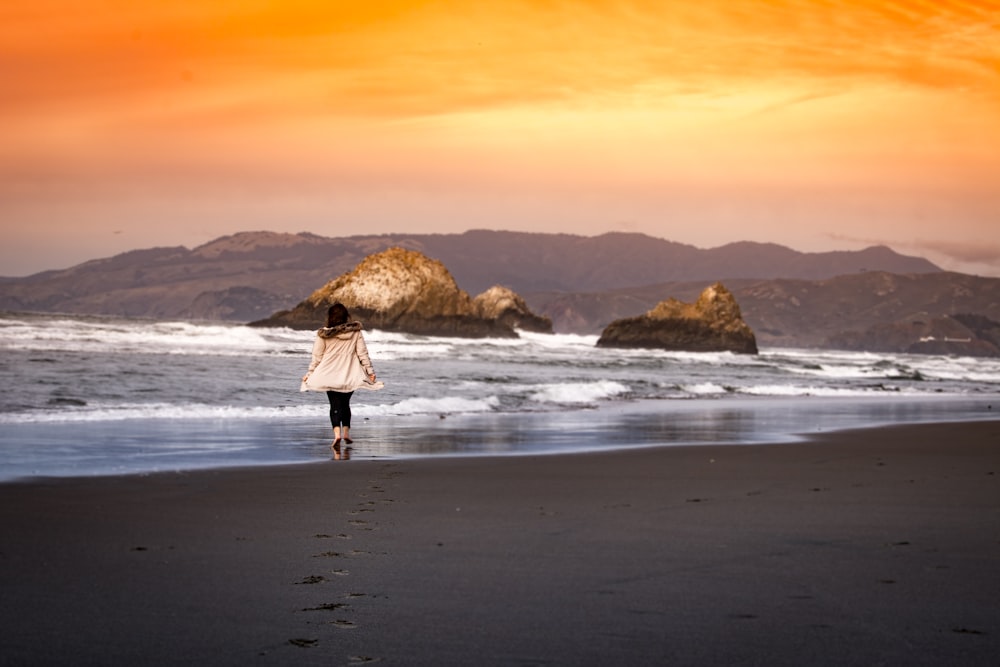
[301,303,384,453]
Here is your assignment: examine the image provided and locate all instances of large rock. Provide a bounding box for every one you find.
[249,248,547,338]
[596,283,758,354]
[473,285,553,333]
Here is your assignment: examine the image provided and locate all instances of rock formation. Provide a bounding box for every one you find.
[596,283,758,354]
[473,286,553,333]
[248,247,550,337]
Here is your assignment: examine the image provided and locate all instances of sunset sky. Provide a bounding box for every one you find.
[2,0,998,276]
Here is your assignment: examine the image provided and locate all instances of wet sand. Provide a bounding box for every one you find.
[1,421,998,666]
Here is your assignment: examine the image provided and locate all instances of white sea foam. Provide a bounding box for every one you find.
[682,383,730,395]
[0,395,504,423]
[1,317,300,357]
[529,381,630,404]
[517,330,600,349]
[0,402,320,424]
[365,395,501,416]
[737,384,914,397]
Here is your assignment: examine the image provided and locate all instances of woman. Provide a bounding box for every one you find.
[301,303,384,451]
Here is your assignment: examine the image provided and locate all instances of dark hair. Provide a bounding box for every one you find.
[326,302,350,328]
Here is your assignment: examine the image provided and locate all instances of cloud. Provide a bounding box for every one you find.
[3,0,997,123]
[829,233,1000,267]
[912,238,1000,265]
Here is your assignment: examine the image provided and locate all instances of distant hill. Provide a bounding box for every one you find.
[0,229,939,323]
[8,229,995,352]
[403,230,939,294]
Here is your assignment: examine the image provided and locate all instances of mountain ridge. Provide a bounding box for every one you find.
[1,228,938,287]
[3,229,983,352]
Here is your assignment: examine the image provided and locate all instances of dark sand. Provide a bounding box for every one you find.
[1,421,998,666]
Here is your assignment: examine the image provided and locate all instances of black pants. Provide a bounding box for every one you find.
[326,391,354,429]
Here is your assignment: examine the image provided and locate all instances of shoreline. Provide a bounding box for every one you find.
[2,394,996,484]
[2,420,998,665]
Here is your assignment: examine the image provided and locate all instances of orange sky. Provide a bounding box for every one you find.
[2,0,998,276]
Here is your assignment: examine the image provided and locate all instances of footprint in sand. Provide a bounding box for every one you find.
[300,602,350,612]
[288,638,318,647]
[330,619,356,629]
[295,575,327,585]
[350,549,385,557]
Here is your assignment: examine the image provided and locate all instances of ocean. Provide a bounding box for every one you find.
[1,311,997,481]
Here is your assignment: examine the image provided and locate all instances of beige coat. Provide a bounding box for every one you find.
[301,322,385,393]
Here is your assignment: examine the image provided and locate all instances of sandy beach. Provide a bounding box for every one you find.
[1,420,998,666]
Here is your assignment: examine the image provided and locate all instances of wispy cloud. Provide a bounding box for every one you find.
[3,0,998,120]
[912,238,1000,265]
[830,233,1000,269]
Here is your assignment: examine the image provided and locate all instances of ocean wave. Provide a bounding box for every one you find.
[763,348,1000,385]
[681,383,730,395]
[4,315,1000,425]
[529,380,630,404]
[736,384,915,397]
[0,394,509,423]
[670,381,925,397]
[1,317,305,357]
[364,330,601,362]
[364,395,501,416]
[0,402,321,424]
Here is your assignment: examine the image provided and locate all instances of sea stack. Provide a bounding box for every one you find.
[472,285,553,334]
[249,247,549,338]
[596,283,759,354]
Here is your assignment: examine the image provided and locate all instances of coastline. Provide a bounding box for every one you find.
[1,420,998,665]
[2,394,996,483]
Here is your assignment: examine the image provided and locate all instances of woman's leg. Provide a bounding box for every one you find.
[327,391,347,444]
[335,391,354,443]
[340,391,354,442]
[326,392,339,445]
[326,391,354,435]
